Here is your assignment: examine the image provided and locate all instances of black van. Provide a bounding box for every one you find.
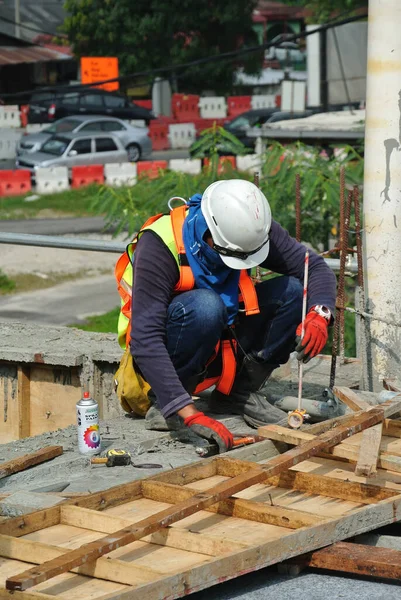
[28,88,155,125]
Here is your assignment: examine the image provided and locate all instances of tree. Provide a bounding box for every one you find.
[63,0,262,94]
[282,0,368,23]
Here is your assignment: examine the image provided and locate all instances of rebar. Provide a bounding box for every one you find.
[254,171,262,283]
[330,189,352,387]
[295,173,301,242]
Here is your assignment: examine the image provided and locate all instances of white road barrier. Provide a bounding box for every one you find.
[251,95,276,110]
[0,129,22,160]
[169,158,202,174]
[0,106,21,128]
[104,162,137,187]
[35,167,70,194]
[168,123,196,149]
[236,154,262,173]
[199,96,227,119]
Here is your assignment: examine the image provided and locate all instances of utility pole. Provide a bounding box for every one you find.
[362,0,401,390]
[15,0,21,38]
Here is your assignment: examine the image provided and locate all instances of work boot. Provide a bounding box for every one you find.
[208,356,288,428]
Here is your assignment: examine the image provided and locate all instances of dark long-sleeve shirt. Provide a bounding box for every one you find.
[130,220,337,417]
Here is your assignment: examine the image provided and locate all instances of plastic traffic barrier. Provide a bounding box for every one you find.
[148,122,170,150]
[0,105,21,128]
[227,96,251,118]
[193,118,227,134]
[35,167,70,194]
[199,97,227,119]
[71,165,105,188]
[236,154,262,173]
[136,160,168,180]
[168,123,196,149]
[0,170,31,197]
[104,162,137,187]
[134,99,152,110]
[250,95,276,110]
[172,93,200,121]
[169,159,201,175]
[203,156,236,174]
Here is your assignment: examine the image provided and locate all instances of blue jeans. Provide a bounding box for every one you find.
[165,276,303,391]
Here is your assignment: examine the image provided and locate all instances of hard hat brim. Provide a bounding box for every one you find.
[219,240,270,270]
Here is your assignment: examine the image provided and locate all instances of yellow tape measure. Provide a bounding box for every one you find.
[288,409,308,429]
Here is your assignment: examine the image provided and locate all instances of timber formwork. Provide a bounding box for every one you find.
[2,399,401,599]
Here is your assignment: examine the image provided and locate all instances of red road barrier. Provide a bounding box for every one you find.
[20,105,30,128]
[148,122,170,151]
[172,93,200,122]
[203,156,237,174]
[227,96,251,118]
[71,165,104,188]
[134,99,152,110]
[137,160,168,180]
[0,170,31,197]
[193,118,227,134]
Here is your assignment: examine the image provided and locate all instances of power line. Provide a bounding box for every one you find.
[0,12,367,100]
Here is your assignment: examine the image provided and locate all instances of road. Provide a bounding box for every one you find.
[0,148,190,170]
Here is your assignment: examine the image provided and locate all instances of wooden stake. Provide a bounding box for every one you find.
[355,422,383,477]
[5,409,386,591]
[0,446,63,480]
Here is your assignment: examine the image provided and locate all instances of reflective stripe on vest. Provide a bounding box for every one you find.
[115,205,260,395]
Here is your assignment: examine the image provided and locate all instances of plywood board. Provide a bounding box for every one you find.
[2,413,401,598]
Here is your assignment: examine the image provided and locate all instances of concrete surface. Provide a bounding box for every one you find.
[0,216,113,235]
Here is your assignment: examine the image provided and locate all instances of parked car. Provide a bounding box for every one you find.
[189,108,318,157]
[15,132,132,174]
[28,88,155,125]
[17,115,151,162]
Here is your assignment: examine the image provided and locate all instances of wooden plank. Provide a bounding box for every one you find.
[305,541,401,580]
[0,589,56,600]
[5,408,386,591]
[217,457,397,504]
[0,447,63,480]
[17,366,30,440]
[0,534,162,585]
[141,480,326,529]
[332,386,371,411]
[0,507,61,538]
[304,411,363,435]
[259,424,401,472]
[70,480,143,512]
[61,505,249,555]
[51,495,401,600]
[355,422,383,477]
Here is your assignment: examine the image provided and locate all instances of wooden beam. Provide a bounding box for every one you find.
[17,366,30,440]
[0,446,63,480]
[258,424,401,473]
[0,534,162,585]
[302,541,401,580]
[60,505,249,555]
[355,422,383,477]
[332,386,371,411]
[217,457,396,504]
[0,506,61,538]
[0,589,56,600]
[305,411,364,435]
[141,480,326,529]
[5,408,385,591]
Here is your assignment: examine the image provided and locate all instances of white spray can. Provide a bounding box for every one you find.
[76,391,101,455]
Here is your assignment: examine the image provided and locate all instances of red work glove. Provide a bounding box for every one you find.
[184,412,234,453]
[295,309,329,363]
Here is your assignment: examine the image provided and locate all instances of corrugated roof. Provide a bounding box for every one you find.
[0,45,72,65]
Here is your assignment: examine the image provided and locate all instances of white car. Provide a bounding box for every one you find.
[16,132,131,173]
[17,115,152,162]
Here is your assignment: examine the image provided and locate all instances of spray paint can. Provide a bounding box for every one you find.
[76,391,101,455]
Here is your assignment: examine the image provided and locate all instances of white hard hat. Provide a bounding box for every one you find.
[201,179,271,269]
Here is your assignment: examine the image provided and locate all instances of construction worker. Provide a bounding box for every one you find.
[119,179,336,453]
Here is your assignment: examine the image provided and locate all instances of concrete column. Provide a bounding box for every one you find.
[362,0,401,390]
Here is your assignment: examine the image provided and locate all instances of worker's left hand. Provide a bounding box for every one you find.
[295,309,329,363]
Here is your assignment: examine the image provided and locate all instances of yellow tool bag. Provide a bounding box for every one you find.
[114,347,151,416]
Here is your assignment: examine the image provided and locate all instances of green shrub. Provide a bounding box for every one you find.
[0,270,16,294]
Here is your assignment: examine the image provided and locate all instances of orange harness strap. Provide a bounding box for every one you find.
[170,204,195,291]
[239,270,260,316]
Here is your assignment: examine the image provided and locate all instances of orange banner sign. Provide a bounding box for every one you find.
[80,57,119,92]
